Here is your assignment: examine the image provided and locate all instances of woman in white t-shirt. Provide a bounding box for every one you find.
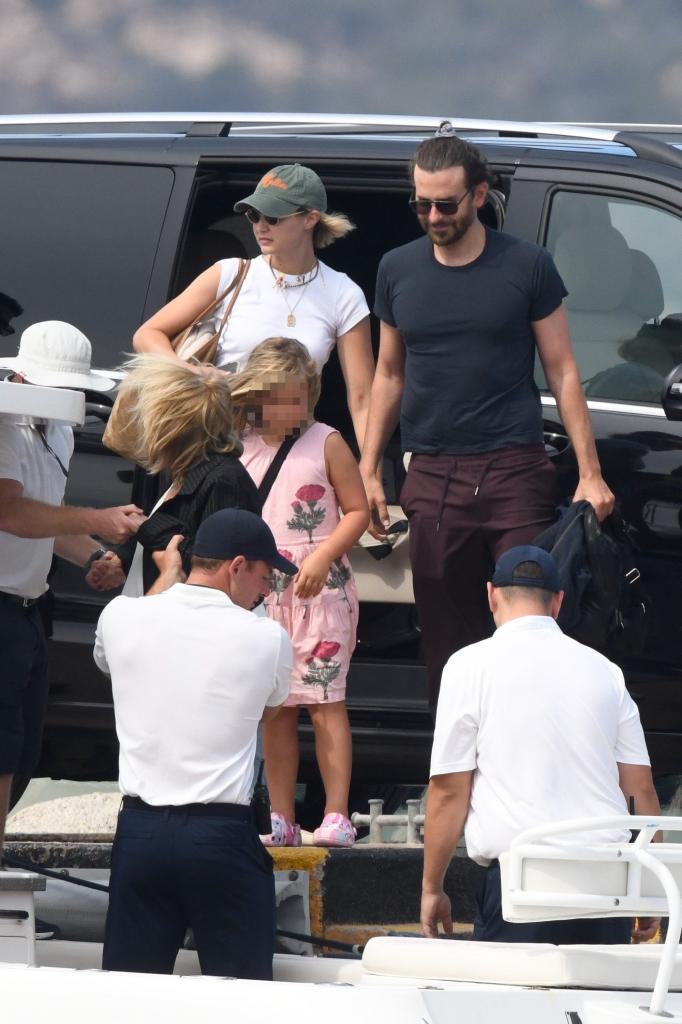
[133,164,373,446]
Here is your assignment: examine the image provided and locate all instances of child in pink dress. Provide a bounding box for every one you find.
[232,338,370,847]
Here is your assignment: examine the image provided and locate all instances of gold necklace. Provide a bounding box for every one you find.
[269,259,319,327]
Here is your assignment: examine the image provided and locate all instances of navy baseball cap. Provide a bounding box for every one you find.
[193,509,298,575]
[491,545,561,592]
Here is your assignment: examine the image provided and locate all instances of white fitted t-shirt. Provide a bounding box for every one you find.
[94,583,292,805]
[0,416,73,598]
[430,616,650,865]
[213,255,369,373]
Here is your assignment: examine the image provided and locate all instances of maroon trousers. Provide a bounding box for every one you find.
[401,444,558,714]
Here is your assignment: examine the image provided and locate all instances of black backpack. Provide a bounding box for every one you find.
[533,501,648,657]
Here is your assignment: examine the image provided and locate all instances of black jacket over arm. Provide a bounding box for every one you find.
[134,452,261,592]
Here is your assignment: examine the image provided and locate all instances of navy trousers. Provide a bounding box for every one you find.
[0,600,48,776]
[473,859,632,944]
[103,802,276,979]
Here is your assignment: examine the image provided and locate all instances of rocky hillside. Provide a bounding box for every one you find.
[2,0,682,124]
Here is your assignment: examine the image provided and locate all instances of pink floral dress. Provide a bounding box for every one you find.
[241,421,359,705]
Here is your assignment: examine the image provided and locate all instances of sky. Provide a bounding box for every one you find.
[2,0,682,125]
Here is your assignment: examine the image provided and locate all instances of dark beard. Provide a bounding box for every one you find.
[425,221,468,247]
[420,205,477,248]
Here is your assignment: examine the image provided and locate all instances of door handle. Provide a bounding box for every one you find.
[544,431,570,457]
[84,400,112,423]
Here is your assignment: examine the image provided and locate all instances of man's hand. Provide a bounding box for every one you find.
[572,474,615,522]
[618,763,662,946]
[632,917,661,943]
[147,535,186,594]
[86,551,125,591]
[93,505,146,544]
[360,468,390,540]
[420,888,453,938]
[295,550,332,599]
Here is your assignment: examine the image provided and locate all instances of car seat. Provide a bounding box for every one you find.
[551,221,664,385]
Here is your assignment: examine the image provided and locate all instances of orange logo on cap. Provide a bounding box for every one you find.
[260,172,289,190]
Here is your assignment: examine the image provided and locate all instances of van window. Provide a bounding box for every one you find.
[0,161,174,369]
[539,190,682,404]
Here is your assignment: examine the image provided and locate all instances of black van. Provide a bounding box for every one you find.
[2,114,681,809]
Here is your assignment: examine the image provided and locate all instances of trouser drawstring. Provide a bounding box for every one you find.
[435,454,501,529]
[474,457,497,496]
[436,459,456,532]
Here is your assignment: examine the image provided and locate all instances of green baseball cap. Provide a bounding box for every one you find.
[234,164,327,218]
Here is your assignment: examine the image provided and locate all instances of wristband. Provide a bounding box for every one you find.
[83,547,107,572]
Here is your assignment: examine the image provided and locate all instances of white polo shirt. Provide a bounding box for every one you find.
[0,416,73,598]
[94,583,292,806]
[430,615,650,866]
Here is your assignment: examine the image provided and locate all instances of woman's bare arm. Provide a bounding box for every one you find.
[336,316,374,450]
[133,264,223,358]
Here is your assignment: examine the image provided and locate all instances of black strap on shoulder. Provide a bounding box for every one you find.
[258,434,298,505]
[35,424,69,478]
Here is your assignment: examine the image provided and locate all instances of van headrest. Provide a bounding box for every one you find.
[554,223,632,312]
[548,226,630,313]
[629,249,664,321]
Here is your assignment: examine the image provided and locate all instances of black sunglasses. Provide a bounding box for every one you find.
[244,208,305,226]
[408,190,472,217]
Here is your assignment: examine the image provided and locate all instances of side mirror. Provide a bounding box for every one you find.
[661,364,682,421]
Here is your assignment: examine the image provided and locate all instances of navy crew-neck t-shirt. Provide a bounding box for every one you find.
[374,228,567,454]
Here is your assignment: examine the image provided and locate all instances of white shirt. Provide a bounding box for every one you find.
[213,255,369,373]
[121,483,176,598]
[94,583,292,805]
[0,416,73,598]
[430,616,650,866]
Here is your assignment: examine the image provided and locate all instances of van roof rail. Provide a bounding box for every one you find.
[563,121,682,134]
[2,112,682,167]
[0,111,624,141]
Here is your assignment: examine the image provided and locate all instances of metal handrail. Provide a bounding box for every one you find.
[0,111,625,144]
[507,814,682,1018]
[351,798,424,844]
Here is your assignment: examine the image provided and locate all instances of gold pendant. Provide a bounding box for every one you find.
[287,314,296,327]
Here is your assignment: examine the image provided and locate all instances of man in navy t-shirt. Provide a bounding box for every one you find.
[360,132,614,713]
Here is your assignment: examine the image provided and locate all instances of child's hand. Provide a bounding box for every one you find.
[86,552,126,591]
[295,551,332,599]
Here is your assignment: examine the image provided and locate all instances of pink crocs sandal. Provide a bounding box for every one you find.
[260,812,302,848]
[313,812,356,848]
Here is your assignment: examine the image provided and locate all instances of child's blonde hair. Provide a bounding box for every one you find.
[229,337,321,433]
[113,354,240,483]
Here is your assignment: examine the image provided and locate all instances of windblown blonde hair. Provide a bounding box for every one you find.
[114,355,240,483]
[313,211,355,249]
[228,337,321,434]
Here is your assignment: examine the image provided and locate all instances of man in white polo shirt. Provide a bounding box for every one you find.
[94,508,295,979]
[0,321,144,856]
[421,544,660,945]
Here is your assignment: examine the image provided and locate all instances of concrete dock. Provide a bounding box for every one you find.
[3,837,483,949]
[4,782,483,949]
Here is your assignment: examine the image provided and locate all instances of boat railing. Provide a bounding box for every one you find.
[351,798,424,844]
[501,814,682,1017]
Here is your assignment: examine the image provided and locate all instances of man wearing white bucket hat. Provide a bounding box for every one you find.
[0,320,145,853]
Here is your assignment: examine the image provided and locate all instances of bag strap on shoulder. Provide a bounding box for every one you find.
[214,258,250,337]
[172,258,249,352]
[258,434,298,505]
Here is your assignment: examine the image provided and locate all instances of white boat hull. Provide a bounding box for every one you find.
[6,815,682,1022]
[3,950,682,1024]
